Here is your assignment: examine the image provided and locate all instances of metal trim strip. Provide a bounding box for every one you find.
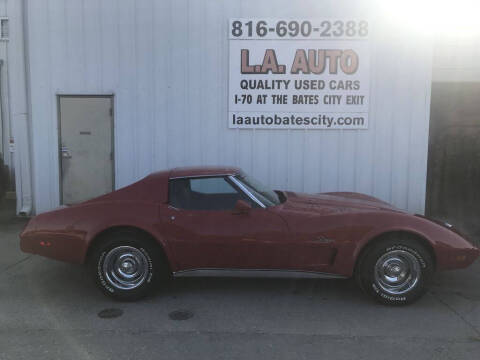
[228,175,266,208]
[173,268,347,279]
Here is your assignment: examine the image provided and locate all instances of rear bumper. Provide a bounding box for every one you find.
[20,225,86,264]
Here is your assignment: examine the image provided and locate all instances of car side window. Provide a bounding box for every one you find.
[169,176,254,211]
[190,177,237,194]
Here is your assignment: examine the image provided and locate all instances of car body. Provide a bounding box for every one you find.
[20,166,479,304]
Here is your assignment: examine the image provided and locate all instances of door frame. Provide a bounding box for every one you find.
[57,94,115,205]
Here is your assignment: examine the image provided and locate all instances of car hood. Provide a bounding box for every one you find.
[281,191,402,213]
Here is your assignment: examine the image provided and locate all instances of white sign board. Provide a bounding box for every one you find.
[228,19,370,129]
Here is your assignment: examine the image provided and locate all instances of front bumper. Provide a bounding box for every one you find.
[446,246,480,269]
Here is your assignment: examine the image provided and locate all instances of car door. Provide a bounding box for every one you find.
[160,176,291,271]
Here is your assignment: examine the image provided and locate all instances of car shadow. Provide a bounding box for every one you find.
[158,275,365,302]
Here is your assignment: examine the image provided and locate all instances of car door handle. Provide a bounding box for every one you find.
[60,146,72,159]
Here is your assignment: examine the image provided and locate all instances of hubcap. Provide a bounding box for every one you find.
[374,250,421,295]
[103,246,149,290]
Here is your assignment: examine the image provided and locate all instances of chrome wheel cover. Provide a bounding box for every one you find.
[103,246,149,290]
[374,250,421,295]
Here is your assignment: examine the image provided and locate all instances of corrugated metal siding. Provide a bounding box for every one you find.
[0,0,10,169]
[25,0,432,214]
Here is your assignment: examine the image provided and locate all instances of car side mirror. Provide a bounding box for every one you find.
[233,200,251,215]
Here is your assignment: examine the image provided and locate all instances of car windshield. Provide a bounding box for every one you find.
[234,172,281,207]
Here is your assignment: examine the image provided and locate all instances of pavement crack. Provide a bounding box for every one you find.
[2,255,32,273]
[429,291,480,337]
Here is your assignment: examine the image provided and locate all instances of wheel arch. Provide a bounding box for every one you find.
[353,230,437,274]
[85,225,173,273]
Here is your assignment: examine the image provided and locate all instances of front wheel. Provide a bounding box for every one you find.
[355,237,434,305]
[90,231,166,301]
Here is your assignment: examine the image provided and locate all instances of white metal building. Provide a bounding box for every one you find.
[2,0,440,216]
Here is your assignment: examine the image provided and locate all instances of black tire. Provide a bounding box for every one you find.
[90,230,167,301]
[355,236,434,305]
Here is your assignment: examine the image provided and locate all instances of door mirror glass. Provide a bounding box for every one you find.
[233,199,251,214]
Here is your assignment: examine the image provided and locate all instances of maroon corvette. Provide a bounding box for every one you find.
[20,166,479,305]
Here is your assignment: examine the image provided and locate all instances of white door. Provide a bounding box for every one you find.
[59,96,113,204]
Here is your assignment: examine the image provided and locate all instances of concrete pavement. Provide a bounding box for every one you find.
[1,201,479,360]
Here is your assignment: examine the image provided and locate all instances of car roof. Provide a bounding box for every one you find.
[169,166,241,179]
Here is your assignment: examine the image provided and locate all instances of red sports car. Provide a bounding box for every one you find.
[20,166,479,305]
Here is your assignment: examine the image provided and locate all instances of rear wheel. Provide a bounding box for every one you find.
[90,230,167,301]
[355,236,434,305]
